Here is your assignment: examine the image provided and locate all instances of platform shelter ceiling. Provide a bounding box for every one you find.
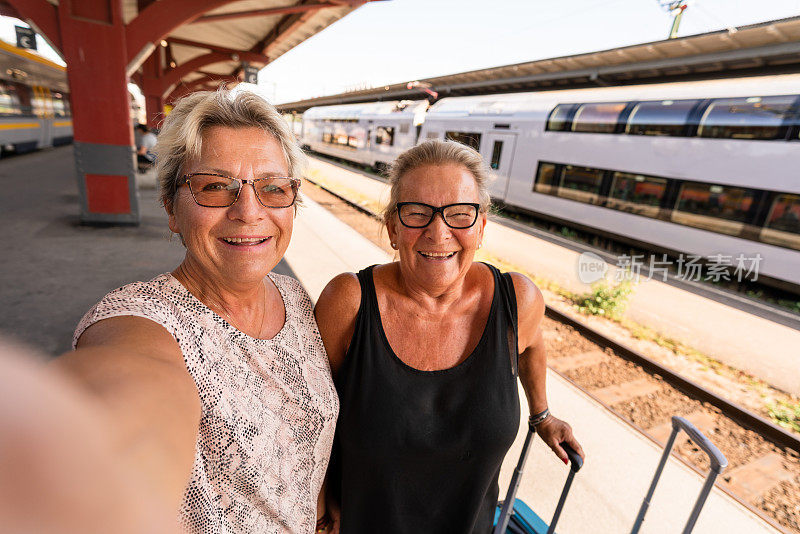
[278,15,800,113]
[125,0,379,97]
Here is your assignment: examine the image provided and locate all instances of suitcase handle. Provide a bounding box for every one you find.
[670,416,727,473]
[562,442,583,473]
[630,416,729,534]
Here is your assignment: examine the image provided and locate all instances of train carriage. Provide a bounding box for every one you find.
[0,40,72,154]
[418,74,800,292]
[301,100,428,170]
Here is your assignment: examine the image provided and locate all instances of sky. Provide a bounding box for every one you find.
[2,0,800,104]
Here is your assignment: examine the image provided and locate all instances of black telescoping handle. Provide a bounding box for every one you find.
[494,426,584,534]
[562,442,583,473]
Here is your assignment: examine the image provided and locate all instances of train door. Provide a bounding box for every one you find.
[483,132,516,200]
[33,86,54,148]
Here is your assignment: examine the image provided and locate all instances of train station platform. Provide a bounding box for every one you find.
[304,156,800,397]
[0,146,779,533]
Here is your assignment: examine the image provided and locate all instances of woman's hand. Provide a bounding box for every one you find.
[536,415,585,465]
[326,497,342,534]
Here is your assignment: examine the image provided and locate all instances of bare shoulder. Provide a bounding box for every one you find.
[508,272,545,327]
[61,315,194,401]
[314,272,362,376]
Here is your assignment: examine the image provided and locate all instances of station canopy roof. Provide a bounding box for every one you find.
[278,15,800,113]
[121,0,384,100]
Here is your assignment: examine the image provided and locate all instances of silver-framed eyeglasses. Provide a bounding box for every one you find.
[396,202,480,229]
[182,173,300,208]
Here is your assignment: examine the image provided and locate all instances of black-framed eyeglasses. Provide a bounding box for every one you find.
[396,202,480,229]
[182,173,300,208]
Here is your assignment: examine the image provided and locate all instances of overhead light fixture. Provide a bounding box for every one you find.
[169,61,177,68]
[160,40,168,47]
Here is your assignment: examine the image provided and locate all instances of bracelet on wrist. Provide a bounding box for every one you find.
[316,514,332,533]
[529,408,551,427]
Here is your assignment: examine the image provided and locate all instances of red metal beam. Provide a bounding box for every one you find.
[166,37,268,62]
[159,51,267,97]
[167,78,227,103]
[193,2,339,23]
[125,0,231,69]
[4,0,62,52]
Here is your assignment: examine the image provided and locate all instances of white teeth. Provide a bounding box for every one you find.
[419,251,456,258]
[223,237,267,244]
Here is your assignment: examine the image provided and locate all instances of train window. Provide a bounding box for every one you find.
[697,95,797,140]
[625,99,699,137]
[606,172,667,217]
[51,92,68,117]
[557,165,604,204]
[426,131,439,139]
[399,124,410,134]
[533,162,558,194]
[375,126,395,146]
[348,136,359,148]
[0,81,21,115]
[546,104,578,131]
[490,141,503,170]
[671,182,756,236]
[322,131,332,143]
[571,102,626,133]
[445,131,481,151]
[760,194,800,250]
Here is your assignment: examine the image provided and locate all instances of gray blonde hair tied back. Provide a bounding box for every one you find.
[382,139,493,227]
[154,87,307,212]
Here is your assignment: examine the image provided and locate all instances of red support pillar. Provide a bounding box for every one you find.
[141,50,166,129]
[58,0,139,224]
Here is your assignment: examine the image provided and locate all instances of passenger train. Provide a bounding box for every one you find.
[300,74,800,294]
[0,39,72,153]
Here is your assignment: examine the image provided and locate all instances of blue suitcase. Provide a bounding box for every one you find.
[493,417,583,534]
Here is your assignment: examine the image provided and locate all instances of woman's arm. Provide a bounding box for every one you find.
[314,272,361,533]
[0,338,178,533]
[511,273,585,463]
[314,272,361,377]
[55,315,202,511]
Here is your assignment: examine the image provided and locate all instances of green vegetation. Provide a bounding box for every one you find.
[576,278,634,320]
[768,399,800,433]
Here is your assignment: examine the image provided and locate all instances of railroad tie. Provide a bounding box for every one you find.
[723,453,797,504]
[548,350,610,374]
[646,410,717,445]
[591,378,661,406]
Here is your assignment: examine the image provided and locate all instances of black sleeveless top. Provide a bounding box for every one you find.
[331,263,521,534]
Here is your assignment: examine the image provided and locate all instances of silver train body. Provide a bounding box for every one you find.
[0,41,72,153]
[301,75,800,291]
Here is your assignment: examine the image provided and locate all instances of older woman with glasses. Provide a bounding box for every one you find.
[315,140,583,533]
[57,89,338,533]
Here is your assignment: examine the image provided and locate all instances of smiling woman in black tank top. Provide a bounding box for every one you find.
[315,140,584,534]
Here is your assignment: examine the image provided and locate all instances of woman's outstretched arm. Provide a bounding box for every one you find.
[56,316,202,511]
[511,273,585,463]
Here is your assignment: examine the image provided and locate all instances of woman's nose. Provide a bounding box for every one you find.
[228,182,265,221]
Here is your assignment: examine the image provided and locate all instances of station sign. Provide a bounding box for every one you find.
[242,63,259,84]
[15,26,37,51]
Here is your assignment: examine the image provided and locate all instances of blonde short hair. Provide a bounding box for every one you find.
[382,139,493,226]
[155,88,306,211]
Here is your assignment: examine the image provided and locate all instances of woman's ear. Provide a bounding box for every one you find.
[166,199,179,234]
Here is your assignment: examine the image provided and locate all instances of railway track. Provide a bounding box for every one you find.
[303,175,800,533]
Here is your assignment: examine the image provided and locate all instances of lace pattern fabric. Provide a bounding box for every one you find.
[73,273,339,534]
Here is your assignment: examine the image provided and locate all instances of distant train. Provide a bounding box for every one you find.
[300,74,800,293]
[0,40,72,153]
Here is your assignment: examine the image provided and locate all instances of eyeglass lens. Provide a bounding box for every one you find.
[188,174,297,207]
[398,203,478,228]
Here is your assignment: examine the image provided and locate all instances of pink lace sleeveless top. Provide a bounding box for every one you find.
[73,273,339,533]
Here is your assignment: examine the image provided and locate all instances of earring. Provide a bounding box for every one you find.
[478,243,482,249]
[391,242,397,249]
